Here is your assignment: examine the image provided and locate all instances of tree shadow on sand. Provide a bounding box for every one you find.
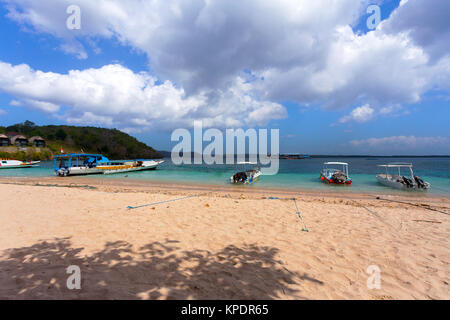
[0,238,323,299]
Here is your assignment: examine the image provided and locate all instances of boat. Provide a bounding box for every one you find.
[0,159,40,169]
[53,153,164,176]
[279,154,311,160]
[230,161,261,184]
[376,163,430,190]
[320,162,352,185]
[98,159,165,174]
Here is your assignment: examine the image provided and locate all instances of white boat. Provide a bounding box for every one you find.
[98,160,165,174]
[230,162,261,184]
[376,163,430,190]
[0,159,40,169]
[54,153,164,176]
[320,162,352,185]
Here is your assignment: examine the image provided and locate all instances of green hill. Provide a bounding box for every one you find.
[0,121,162,160]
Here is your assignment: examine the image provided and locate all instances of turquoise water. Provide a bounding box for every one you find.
[1,157,449,196]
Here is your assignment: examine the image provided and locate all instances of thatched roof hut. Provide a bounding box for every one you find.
[10,135,28,147]
[29,136,46,147]
[0,134,10,146]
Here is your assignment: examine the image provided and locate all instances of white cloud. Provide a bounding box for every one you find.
[1,0,450,128]
[339,104,374,123]
[379,105,410,116]
[0,109,6,115]
[338,104,409,125]
[0,61,286,130]
[382,0,450,61]
[2,0,368,92]
[350,136,450,152]
[9,100,22,106]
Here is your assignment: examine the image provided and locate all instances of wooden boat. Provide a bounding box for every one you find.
[376,163,430,190]
[98,160,164,174]
[0,159,40,169]
[54,153,164,176]
[320,162,352,185]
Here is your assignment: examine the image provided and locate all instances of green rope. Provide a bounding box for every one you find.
[292,198,309,232]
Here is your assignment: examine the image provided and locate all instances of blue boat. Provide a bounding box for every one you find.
[53,153,164,176]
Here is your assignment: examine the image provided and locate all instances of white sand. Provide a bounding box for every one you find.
[0,179,448,299]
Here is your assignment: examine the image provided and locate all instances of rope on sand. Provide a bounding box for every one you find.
[360,203,381,218]
[292,198,309,232]
[374,197,450,216]
[127,192,212,210]
[349,199,400,231]
[268,196,309,232]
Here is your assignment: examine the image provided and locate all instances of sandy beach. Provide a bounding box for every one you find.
[0,177,449,300]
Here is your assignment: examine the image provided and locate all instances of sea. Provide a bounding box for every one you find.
[1,157,449,196]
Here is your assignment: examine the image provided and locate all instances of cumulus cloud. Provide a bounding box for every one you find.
[339,104,374,123]
[338,104,409,124]
[2,0,369,91]
[1,0,450,128]
[350,136,450,154]
[382,0,450,61]
[0,61,286,130]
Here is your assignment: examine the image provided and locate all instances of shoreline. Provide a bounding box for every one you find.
[0,176,448,203]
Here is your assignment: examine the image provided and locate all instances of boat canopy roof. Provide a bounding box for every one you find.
[377,162,413,168]
[54,153,110,161]
[237,161,257,165]
[324,162,348,166]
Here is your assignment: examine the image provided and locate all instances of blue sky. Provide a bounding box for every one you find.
[0,0,449,155]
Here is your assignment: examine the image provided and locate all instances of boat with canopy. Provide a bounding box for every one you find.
[376,163,430,190]
[53,153,164,176]
[320,162,352,185]
[230,161,261,184]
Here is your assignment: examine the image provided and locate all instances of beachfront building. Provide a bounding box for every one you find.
[10,135,28,147]
[0,134,10,146]
[29,136,46,147]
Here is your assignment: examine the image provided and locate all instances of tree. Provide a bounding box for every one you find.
[24,120,35,127]
[55,129,67,141]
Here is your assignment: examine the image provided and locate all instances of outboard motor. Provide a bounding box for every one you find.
[402,176,414,188]
[233,172,247,183]
[332,171,347,184]
[57,168,69,177]
[233,173,242,183]
[414,176,425,188]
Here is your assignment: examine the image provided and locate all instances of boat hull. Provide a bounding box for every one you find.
[100,160,164,175]
[376,174,430,190]
[56,167,103,176]
[0,160,40,169]
[56,160,164,176]
[320,174,352,185]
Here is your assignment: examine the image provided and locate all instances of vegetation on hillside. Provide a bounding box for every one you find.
[0,121,162,160]
[0,148,52,162]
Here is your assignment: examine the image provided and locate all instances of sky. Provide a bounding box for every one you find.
[0,0,449,155]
